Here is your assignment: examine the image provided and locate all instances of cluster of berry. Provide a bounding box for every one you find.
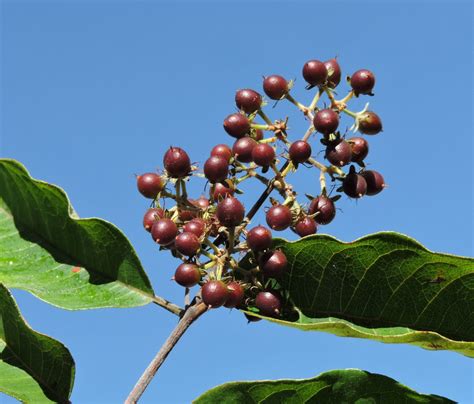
[136,58,385,320]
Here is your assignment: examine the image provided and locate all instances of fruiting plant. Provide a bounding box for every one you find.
[136,57,387,330]
[0,57,472,404]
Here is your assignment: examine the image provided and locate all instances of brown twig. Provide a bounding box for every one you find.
[125,301,208,403]
[151,295,183,316]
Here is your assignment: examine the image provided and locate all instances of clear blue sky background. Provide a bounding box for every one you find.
[1,1,473,403]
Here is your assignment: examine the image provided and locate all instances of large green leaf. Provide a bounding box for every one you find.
[194,369,453,403]
[0,284,75,403]
[0,159,154,309]
[244,233,474,357]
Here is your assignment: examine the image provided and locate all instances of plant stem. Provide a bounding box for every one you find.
[125,301,208,403]
[150,295,183,316]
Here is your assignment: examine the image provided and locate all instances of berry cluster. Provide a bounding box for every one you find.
[136,58,386,321]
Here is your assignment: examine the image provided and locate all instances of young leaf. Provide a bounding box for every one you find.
[0,159,154,309]
[242,232,474,357]
[194,369,454,403]
[0,284,75,403]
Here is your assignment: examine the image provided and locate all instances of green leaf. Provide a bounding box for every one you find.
[194,369,454,403]
[0,159,154,309]
[0,284,75,403]
[244,233,474,357]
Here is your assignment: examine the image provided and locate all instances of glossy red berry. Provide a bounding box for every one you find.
[201,280,229,308]
[174,263,201,288]
[255,291,281,317]
[210,144,232,162]
[357,111,383,135]
[224,281,245,308]
[204,156,229,183]
[163,147,191,178]
[247,225,273,251]
[325,139,352,167]
[266,204,292,231]
[348,137,369,163]
[211,182,235,200]
[223,113,250,138]
[259,250,288,278]
[175,232,201,256]
[183,218,206,238]
[302,60,328,87]
[263,75,288,100]
[361,170,385,195]
[252,143,275,167]
[350,69,375,95]
[313,109,339,135]
[308,195,336,225]
[216,196,245,227]
[232,137,257,163]
[235,89,262,114]
[324,58,341,88]
[137,173,164,199]
[193,196,210,211]
[294,216,317,237]
[343,172,367,198]
[143,208,164,232]
[289,140,312,164]
[179,197,209,221]
[253,129,264,141]
[151,218,178,245]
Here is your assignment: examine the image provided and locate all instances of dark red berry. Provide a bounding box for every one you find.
[143,208,164,232]
[210,144,232,162]
[343,172,367,198]
[223,113,250,138]
[183,218,206,238]
[252,143,275,167]
[255,291,281,317]
[324,58,341,88]
[325,139,352,167]
[247,225,273,251]
[308,195,336,225]
[259,250,288,278]
[179,197,209,221]
[216,196,245,227]
[211,182,235,200]
[137,173,164,199]
[151,218,178,245]
[204,156,229,183]
[266,204,292,231]
[350,69,375,95]
[289,140,312,164]
[224,281,245,308]
[361,170,385,196]
[232,137,257,163]
[294,216,317,237]
[244,313,262,322]
[313,109,339,135]
[163,147,191,178]
[193,196,210,211]
[175,232,201,256]
[357,111,383,135]
[348,137,369,163]
[174,263,201,288]
[263,75,288,100]
[302,60,328,87]
[253,129,264,141]
[201,280,229,308]
[235,89,262,114]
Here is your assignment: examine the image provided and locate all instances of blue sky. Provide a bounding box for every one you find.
[1,1,473,403]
